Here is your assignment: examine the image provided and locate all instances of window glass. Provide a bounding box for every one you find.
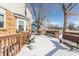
[19,21,24,32]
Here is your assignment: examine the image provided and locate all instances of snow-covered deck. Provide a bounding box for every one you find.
[17,35,79,56]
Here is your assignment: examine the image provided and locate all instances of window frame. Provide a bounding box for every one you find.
[0,8,6,30]
[16,18,27,32]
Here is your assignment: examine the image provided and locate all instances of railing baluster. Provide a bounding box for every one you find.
[4,39,6,56]
[7,38,9,56]
[9,38,12,55]
[15,36,17,54]
[3,40,5,56]
[11,37,13,56]
[0,41,1,56]
[0,40,2,56]
[13,36,15,55]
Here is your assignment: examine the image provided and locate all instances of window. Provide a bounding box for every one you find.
[17,18,27,32]
[0,12,4,28]
[0,8,6,29]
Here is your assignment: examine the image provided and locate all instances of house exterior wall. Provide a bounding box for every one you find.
[26,6,32,33]
[0,3,32,34]
[0,4,32,56]
[0,3,32,19]
[0,3,25,16]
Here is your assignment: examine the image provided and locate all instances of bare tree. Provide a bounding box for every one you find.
[60,3,77,33]
[68,22,76,30]
[30,3,54,31]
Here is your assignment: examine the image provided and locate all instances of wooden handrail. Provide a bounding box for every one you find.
[0,32,29,56]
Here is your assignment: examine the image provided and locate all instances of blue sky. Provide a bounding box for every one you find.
[32,3,79,27]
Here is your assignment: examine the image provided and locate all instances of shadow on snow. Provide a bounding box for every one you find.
[45,40,67,56]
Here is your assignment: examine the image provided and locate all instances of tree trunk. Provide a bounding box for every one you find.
[63,12,68,37]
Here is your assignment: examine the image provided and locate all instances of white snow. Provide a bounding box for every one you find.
[16,35,79,56]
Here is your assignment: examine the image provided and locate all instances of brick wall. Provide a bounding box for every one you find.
[6,10,16,34]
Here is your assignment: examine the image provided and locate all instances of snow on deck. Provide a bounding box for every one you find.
[16,35,79,56]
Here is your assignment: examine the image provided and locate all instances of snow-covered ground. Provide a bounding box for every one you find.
[17,35,79,56]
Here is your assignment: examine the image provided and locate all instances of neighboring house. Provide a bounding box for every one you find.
[0,3,32,34]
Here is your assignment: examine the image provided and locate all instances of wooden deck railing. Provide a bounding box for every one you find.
[46,30,59,38]
[0,32,29,56]
[63,32,79,44]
